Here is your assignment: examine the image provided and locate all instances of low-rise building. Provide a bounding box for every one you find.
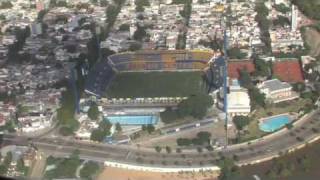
[257,79,299,103]
[223,79,251,117]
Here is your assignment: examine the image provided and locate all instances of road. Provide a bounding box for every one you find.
[2,109,320,168]
[164,118,216,134]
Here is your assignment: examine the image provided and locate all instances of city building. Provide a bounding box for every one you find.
[257,79,299,103]
[224,79,251,117]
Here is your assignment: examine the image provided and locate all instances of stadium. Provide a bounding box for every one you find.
[85,50,224,99]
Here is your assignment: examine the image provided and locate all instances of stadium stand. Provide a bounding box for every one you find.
[205,56,225,92]
[107,50,213,71]
[85,50,222,97]
[85,60,115,97]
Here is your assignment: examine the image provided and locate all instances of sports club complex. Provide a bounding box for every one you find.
[84,50,226,126]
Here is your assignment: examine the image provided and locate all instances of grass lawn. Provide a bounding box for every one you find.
[238,98,312,142]
[106,71,207,98]
[253,98,312,120]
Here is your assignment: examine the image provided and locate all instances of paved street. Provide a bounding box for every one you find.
[2,109,320,168]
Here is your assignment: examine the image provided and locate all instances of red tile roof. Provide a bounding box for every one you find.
[228,60,255,79]
[273,60,304,83]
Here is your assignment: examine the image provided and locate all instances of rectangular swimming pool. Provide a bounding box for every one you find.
[105,115,159,125]
[259,114,292,132]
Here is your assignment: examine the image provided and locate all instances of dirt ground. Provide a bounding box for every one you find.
[304,27,320,57]
[96,167,218,180]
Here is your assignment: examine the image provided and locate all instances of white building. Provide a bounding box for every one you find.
[257,79,299,103]
[291,4,298,32]
[226,79,251,117]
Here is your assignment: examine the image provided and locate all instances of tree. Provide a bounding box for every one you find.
[255,2,272,53]
[227,47,247,59]
[178,94,214,119]
[4,152,12,166]
[87,35,99,68]
[99,0,108,6]
[141,125,147,131]
[177,138,192,146]
[273,15,290,27]
[135,0,150,6]
[291,0,320,20]
[135,0,150,12]
[80,161,100,179]
[249,87,266,108]
[90,120,111,142]
[160,107,179,124]
[119,24,130,31]
[292,82,306,93]
[298,155,311,172]
[233,116,251,131]
[274,3,291,14]
[57,84,79,136]
[133,25,147,41]
[206,146,214,151]
[88,103,99,120]
[254,58,270,77]
[115,122,122,132]
[197,131,211,142]
[165,146,172,154]
[239,70,253,89]
[197,147,203,153]
[59,126,74,136]
[218,158,240,180]
[0,1,13,9]
[90,129,106,142]
[57,0,68,7]
[37,10,48,23]
[47,150,81,179]
[146,124,155,134]
[155,146,162,153]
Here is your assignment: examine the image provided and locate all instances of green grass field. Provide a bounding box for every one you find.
[106,71,207,98]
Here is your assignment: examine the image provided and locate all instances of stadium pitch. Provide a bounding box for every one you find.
[106,71,207,98]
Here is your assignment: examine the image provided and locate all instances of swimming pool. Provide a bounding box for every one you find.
[105,115,159,125]
[259,115,292,132]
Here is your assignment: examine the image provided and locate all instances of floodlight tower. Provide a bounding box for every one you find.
[70,65,80,114]
[223,28,229,147]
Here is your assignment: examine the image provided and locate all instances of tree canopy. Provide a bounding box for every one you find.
[233,116,251,131]
[253,58,270,77]
[88,103,99,120]
[239,70,266,108]
[45,150,81,179]
[57,84,79,136]
[133,25,148,41]
[218,158,240,180]
[291,0,320,20]
[161,94,213,124]
[80,161,100,179]
[90,120,112,142]
[227,48,247,59]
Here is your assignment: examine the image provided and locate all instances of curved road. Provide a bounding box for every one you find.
[2,109,320,168]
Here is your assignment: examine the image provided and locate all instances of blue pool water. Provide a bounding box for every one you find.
[259,115,292,132]
[105,115,158,125]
